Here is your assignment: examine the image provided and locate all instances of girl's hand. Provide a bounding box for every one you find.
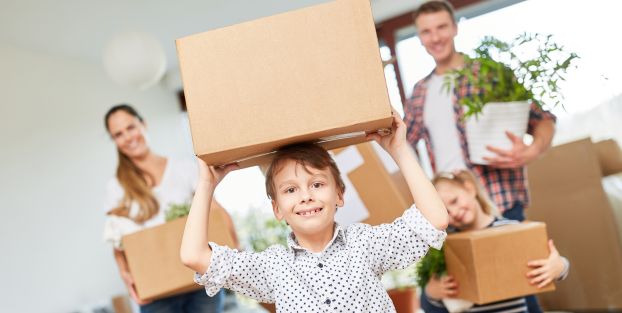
[526,239,565,289]
[197,157,239,186]
[425,275,459,300]
[366,112,408,157]
[121,271,151,306]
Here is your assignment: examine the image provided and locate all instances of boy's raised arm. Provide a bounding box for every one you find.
[180,160,238,274]
[368,114,449,230]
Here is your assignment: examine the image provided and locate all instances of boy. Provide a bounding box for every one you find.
[180,115,449,312]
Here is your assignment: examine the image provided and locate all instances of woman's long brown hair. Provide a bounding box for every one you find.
[105,104,159,223]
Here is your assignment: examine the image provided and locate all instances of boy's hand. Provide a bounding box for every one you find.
[425,274,459,300]
[526,239,565,288]
[197,158,239,186]
[366,112,408,157]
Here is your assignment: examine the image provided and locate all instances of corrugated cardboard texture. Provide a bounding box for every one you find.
[122,202,235,301]
[527,138,622,310]
[445,222,553,304]
[177,0,392,167]
[334,142,411,225]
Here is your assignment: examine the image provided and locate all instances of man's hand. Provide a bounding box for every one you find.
[483,131,540,168]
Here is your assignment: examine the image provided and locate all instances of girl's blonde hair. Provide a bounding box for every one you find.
[432,170,499,216]
[105,104,159,223]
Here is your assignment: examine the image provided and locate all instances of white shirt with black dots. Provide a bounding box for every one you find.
[195,205,446,313]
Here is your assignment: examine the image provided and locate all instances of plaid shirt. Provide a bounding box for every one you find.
[403,64,556,212]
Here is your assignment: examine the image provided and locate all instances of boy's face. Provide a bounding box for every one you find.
[415,10,458,65]
[271,159,344,237]
[435,180,479,229]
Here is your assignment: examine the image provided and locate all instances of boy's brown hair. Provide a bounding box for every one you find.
[412,0,456,25]
[265,143,346,200]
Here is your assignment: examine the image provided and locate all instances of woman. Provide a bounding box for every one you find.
[102,104,225,313]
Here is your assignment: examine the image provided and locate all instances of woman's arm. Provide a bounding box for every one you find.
[368,114,449,230]
[180,159,237,274]
[113,249,150,305]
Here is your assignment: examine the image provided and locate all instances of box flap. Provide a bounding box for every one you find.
[595,139,622,176]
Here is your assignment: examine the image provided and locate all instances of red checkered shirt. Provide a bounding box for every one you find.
[403,66,556,212]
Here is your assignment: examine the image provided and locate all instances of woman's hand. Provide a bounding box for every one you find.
[197,157,239,186]
[425,274,459,300]
[526,239,565,288]
[366,112,408,158]
[120,271,151,306]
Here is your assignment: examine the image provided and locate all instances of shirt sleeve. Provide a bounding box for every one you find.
[556,256,570,281]
[194,242,276,303]
[403,86,423,147]
[526,102,557,135]
[362,204,447,275]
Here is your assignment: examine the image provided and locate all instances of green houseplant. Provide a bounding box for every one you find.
[443,33,578,164]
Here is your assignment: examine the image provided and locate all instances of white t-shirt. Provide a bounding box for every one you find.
[102,158,198,249]
[423,74,467,173]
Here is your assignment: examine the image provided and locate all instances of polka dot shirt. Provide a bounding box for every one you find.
[195,204,446,312]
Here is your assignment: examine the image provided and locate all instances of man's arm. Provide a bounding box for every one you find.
[484,118,555,168]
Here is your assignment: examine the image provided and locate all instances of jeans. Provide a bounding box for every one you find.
[140,289,224,313]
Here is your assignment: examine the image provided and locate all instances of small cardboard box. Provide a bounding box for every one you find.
[176,0,392,168]
[527,138,622,311]
[333,142,413,226]
[122,202,236,301]
[444,222,554,304]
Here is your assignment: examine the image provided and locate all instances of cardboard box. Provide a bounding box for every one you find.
[444,222,554,304]
[333,142,413,226]
[527,138,622,311]
[176,0,392,168]
[122,202,236,301]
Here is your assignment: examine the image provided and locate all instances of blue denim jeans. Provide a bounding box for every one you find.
[140,289,223,313]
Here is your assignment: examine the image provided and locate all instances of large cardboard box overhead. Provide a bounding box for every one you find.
[527,138,622,311]
[444,222,554,304]
[122,202,236,301]
[333,142,413,226]
[176,0,392,168]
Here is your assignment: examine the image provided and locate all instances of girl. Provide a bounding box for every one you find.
[421,170,569,313]
[102,104,230,313]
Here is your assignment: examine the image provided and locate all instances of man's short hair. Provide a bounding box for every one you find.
[412,0,456,25]
[265,143,346,200]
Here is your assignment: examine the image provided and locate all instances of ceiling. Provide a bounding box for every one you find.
[0,0,425,76]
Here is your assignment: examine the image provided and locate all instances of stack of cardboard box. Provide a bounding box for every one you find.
[527,138,622,311]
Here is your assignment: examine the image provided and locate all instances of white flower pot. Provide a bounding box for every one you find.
[465,101,531,165]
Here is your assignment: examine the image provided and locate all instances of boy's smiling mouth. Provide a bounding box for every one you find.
[296,207,323,216]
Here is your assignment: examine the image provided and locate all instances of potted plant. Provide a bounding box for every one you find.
[415,246,473,313]
[383,265,419,313]
[444,33,579,164]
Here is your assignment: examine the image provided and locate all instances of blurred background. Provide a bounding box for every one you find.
[0,0,620,312]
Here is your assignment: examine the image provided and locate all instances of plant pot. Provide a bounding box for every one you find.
[259,302,277,313]
[465,101,530,165]
[388,288,419,313]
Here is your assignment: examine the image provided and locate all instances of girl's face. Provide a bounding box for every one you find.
[434,180,480,229]
[106,110,149,159]
[271,159,344,238]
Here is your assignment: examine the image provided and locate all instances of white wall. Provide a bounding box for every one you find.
[0,43,194,313]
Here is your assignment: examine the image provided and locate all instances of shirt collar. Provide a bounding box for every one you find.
[286,223,347,253]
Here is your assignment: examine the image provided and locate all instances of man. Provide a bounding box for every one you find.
[404,2,556,312]
[404,0,556,222]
